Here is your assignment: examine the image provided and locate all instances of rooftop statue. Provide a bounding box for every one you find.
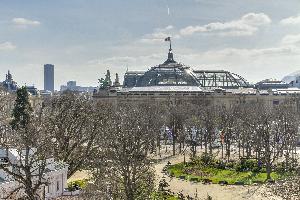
[98,70,112,89]
[114,73,120,86]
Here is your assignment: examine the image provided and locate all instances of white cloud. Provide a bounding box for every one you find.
[281,34,300,45]
[0,42,16,51]
[280,15,300,25]
[180,13,271,37]
[89,44,300,84]
[88,54,163,69]
[163,25,174,30]
[176,46,298,68]
[12,18,41,27]
[139,25,180,44]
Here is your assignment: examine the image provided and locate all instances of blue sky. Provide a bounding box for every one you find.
[0,0,300,89]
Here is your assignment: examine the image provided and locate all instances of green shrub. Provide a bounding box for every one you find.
[252,166,262,173]
[152,191,179,200]
[67,179,89,191]
[225,160,235,169]
[236,159,258,172]
[200,153,216,167]
[275,159,299,173]
[169,171,175,177]
[190,155,201,166]
[190,153,217,167]
[215,160,226,169]
[275,162,285,173]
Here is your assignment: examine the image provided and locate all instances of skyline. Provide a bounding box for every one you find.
[0,0,300,89]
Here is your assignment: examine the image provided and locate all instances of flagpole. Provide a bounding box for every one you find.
[164,36,175,63]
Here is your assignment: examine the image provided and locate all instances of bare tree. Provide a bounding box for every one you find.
[86,103,156,200]
[218,104,240,161]
[41,92,109,178]
[251,102,299,180]
[0,86,14,144]
[141,103,166,156]
[166,101,186,156]
[273,102,299,171]
[200,104,218,155]
[0,86,52,199]
[183,103,203,159]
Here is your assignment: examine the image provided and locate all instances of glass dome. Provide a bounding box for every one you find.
[135,63,199,87]
[123,48,250,89]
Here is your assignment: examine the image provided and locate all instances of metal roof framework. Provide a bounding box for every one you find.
[193,70,250,89]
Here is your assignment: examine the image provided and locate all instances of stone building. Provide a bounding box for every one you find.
[93,41,300,109]
[1,71,18,92]
[0,149,68,199]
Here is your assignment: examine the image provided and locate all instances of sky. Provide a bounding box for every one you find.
[0,0,300,90]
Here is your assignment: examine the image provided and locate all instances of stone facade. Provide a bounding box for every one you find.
[0,149,68,200]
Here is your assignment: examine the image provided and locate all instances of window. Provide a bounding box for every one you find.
[57,181,60,191]
[0,157,8,164]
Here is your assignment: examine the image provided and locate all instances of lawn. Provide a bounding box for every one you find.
[167,162,290,185]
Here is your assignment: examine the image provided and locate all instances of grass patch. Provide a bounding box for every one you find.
[167,162,291,185]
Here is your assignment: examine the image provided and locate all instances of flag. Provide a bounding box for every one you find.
[165,37,171,41]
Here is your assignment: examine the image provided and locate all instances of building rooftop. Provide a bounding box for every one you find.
[123,39,250,90]
[126,85,203,93]
[255,79,289,90]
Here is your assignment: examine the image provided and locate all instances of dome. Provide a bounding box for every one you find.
[123,40,250,89]
[135,61,200,87]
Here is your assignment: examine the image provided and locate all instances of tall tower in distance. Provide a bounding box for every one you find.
[44,64,54,92]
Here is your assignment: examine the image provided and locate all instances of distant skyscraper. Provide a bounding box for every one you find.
[44,64,54,92]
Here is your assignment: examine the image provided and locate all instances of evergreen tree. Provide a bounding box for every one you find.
[11,86,32,130]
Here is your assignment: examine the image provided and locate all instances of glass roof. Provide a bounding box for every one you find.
[123,51,250,89]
